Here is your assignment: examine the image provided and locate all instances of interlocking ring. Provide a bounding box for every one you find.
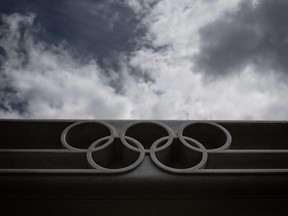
[61,121,145,173]
[120,121,173,153]
[179,122,232,152]
[150,136,208,173]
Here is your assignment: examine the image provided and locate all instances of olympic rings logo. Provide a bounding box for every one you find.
[61,121,232,174]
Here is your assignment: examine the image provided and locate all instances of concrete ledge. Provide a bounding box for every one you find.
[1,119,288,215]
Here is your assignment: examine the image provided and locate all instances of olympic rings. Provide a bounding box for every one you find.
[61,121,232,174]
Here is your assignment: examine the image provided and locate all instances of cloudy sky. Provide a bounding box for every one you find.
[0,0,288,120]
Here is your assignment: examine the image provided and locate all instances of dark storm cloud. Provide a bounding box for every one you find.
[0,86,28,116]
[195,0,288,77]
[0,0,145,64]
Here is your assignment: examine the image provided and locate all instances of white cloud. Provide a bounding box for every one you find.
[124,0,288,120]
[1,1,288,120]
[0,13,133,119]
